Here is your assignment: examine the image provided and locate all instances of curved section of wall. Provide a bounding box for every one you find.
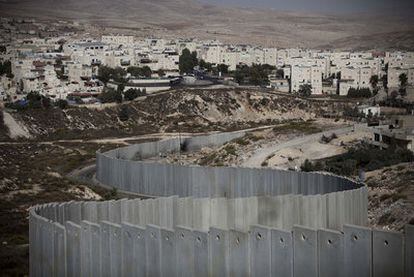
[31,131,387,276]
[96,131,363,198]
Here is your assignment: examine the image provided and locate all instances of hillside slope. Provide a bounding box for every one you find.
[1,0,413,49]
[4,88,350,141]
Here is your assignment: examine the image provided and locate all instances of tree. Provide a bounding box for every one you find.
[300,159,314,172]
[124,88,146,101]
[98,88,123,103]
[234,70,245,84]
[55,99,68,109]
[157,69,165,77]
[25,91,52,109]
[124,88,138,101]
[381,74,388,96]
[0,110,6,132]
[399,73,408,88]
[0,61,12,77]
[250,64,268,86]
[369,75,379,94]
[336,72,341,80]
[98,66,126,84]
[298,84,312,97]
[233,64,272,86]
[390,90,399,100]
[0,45,6,53]
[217,64,229,75]
[399,73,408,96]
[276,69,284,78]
[140,66,152,78]
[199,59,212,72]
[118,105,130,121]
[179,48,198,74]
[347,87,372,98]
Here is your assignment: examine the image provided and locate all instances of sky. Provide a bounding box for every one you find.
[201,0,414,14]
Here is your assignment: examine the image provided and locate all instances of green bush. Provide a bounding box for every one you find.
[124,88,146,101]
[301,143,414,176]
[223,144,237,156]
[232,64,274,86]
[347,87,372,98]
[233,137,250,146]
[55,99,68,109]
[98,66,126,84]
[118,105,129,122]
[98,89,122,103]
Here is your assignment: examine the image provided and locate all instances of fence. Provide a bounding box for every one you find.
[30,199,413,277]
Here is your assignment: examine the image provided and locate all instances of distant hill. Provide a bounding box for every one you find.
[1,0,413,50]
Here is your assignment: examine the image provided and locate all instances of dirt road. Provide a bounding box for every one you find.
[241,125,356,168]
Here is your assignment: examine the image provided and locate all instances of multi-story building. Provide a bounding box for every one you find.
[388,67,414,89]
[101,35,134,46]
[291,65,322,95]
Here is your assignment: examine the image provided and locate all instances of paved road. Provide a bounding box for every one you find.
[241,125,355,168]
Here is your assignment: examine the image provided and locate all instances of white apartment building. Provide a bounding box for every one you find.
[221,51,239,71]
[276,49,288,67]
[202,45,224,65]
[64,41,109,56]
[67,62,93,82]
[291,65,323,95]
[339,67,374,96]
[104,50,135,68]
[263,48,278,66]
[388,67,414,89]
[101,35,134,46]
[286,57,330,78]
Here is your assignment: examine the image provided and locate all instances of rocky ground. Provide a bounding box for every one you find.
[150,118,348,167]
[366,163,414,231]
[3,88,352,141]
[0,141,125,275]
[148,122,414,232]
[0,87,412,275]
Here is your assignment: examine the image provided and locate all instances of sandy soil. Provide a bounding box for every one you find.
[266,129,372,170]
[2,111,31,139]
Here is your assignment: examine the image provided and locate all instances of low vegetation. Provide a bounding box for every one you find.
[347,87,372,98]
[124,88,146,101]
[301,143,414,176]
[272,120,322,135]
[0,142,124,275]
[233,64,275,86]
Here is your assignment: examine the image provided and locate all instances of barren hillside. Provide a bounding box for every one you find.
[1,0,413,49]
[3,88,351,141]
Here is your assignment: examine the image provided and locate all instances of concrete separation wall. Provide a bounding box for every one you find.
[96,131,364,198]
[30,130,386,276]
[29,201,413,277]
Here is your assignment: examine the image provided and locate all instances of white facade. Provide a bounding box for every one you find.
[67,63,93,82]
[102,35,134,46]
[291,65,322,95]
[388,67,414,89]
